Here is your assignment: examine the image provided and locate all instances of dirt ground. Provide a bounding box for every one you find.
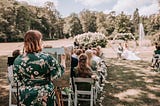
[0,39,159,106]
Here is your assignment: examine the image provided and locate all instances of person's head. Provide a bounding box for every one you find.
[155,42,158,45]
[76,49,83,56]
[155,42,158,49]
[119,43,122,46]
[124,43,128,48]
[78,53,88,68]
[96,46,101,51]
[85,50,93,59]
[157,44,160,50]
[75,38,78,42]
[92,48,98,55]
[85,50,93,66]
[24,30,42,53]
[12,49,21,58]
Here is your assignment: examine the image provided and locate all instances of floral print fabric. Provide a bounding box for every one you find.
[13,52,64,106]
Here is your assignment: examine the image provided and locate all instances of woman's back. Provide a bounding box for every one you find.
[14,52,63,86]
[13,30,64,106]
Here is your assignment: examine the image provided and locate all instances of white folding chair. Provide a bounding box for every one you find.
[60,88,72,106]
[8,65,19,106]
[73,77,95,106]
[43,47,73,106]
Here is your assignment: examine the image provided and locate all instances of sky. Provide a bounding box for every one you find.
[16,0,159,17]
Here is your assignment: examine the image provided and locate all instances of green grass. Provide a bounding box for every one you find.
[102,58,160,106]
[0,56,9,106]
[1,56,160,106]
[0,56,7,78]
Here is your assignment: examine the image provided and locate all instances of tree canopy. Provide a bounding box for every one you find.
[0,0,159,42]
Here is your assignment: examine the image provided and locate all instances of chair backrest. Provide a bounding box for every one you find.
[7,57,20,106]
[43,47,72,87]
[73,77,95,106]
[73,77,94,83]
[73,77,94,91]
[7,57,16,84]
[43,47,65,62]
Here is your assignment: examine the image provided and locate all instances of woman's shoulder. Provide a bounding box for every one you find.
[13,54,23,64]
[38,52,56,59]
[26,52,53,60]
[154,50,160,54]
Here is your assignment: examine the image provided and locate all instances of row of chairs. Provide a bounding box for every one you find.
[62,60,108,106]
[8,67,98,106]
[8,65,107,106]
[8,47,108,106]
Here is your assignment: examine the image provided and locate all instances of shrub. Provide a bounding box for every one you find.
[74,32,107,48]
[150,31,160,45]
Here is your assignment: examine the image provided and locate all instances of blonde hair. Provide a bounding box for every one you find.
[85,50,93,66]
[24,30,42,53]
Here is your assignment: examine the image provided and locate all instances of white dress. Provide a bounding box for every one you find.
[122,48,141,60]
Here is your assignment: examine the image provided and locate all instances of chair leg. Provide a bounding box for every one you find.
[9,85,11,106]
[90,90,93,106]
[74,92,77,106]
[93,87,97,105]
[68,93,71,106]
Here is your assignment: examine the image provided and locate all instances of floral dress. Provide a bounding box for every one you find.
[13,52,64,106]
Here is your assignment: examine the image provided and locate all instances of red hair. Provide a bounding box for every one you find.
[24,30,42,53]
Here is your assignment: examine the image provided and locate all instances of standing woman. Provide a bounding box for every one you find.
[13,30,64,106]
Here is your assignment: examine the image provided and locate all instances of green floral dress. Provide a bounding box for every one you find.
[13,52,64,106]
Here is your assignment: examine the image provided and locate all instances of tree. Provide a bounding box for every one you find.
[43,1,57,39]
[105,11,116,36]
[0,6,18,41]
[79,10,97,32]
[115,12,134,36]
[66,13,83,37]
[53,17,64,39]
[96,11,116,36]
[132,8,140,34]
[16,6,30,33]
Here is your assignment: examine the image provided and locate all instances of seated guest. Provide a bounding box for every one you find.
[71,56,78,78]
[13,30,64,106]
[12,49,21,58]
[96,46,103,58]
[151,43,160,67]
[73,54,93,91]
[85,50,98,72]
[8,50,21,66]
[74,53,93,78]
[92,49,102,64]
[72,49,83,59]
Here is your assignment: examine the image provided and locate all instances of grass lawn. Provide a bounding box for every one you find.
[0,56,9,106]
[103,58,160,106]
[0,55,160,106]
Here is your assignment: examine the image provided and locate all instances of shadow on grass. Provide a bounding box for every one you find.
[0,56,160,106]
[103,58,160,106]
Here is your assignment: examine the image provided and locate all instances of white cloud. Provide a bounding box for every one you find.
[104,9,113,14]
[105,0,159,16]
[139,1,159,16]
[16,0,58,8]
[75,0,112,7]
